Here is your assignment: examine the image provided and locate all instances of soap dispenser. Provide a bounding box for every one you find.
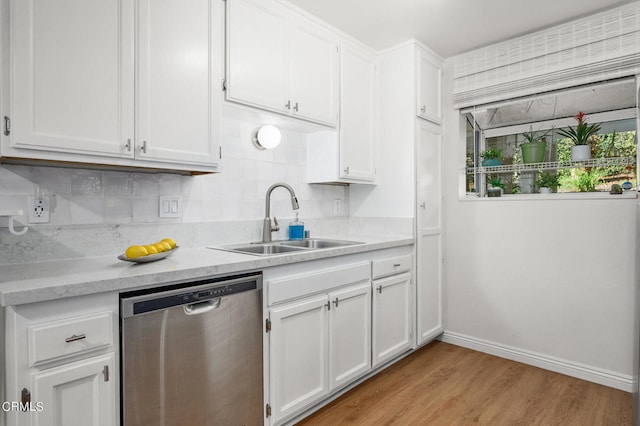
[288,213,304,240]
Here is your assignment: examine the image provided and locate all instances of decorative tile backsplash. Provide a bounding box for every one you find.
[0,118,354,263]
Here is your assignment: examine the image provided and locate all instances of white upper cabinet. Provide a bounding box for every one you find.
[5,0,222,173]
[225,0,289,113]
[416,47,442,124]
[136,0,222,166]
[306,41,377,185]
[339,40,377,181]
[10,0,135,158]
[226,0,339,127]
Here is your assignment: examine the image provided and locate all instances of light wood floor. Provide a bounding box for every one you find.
[298,341,632,425]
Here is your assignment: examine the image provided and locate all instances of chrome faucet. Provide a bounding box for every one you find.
[263,183,299,242]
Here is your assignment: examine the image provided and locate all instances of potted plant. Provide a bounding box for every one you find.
[487,176,504,197]
[536,171,560,194]
[520,127,549,164]
[481,148,503,167]
[557,111,601,161]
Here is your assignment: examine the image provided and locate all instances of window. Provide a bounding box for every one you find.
[464,79,638,197]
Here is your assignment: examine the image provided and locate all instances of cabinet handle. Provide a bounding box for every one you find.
[125,138,131,152]
[141,141,147,154]
[420,105,426,113]
[285,100,291,110]
[420,202,426,209]
[344,166,350,175]
[65,334,86,343]
[103,365,110,382]
[333,297,339,308]
[377,285,382,294]
[293,102,299,112]
[325,301,331,311]
[21,388,31,411]
[393,263,401,267]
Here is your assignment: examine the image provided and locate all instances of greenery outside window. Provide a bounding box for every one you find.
[464,79,638,197]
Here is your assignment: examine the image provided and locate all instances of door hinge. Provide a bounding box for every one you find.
[20,388,31,411]
[266,403,272,417]
[4,116,10,136]
[265,318,271,333]
[222,78,226,91]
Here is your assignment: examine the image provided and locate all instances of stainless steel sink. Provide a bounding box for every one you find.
[282,238,363,249]
[221,244,306,255]
[214,238,363,256]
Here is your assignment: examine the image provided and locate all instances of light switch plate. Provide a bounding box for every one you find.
[159,196,181,218]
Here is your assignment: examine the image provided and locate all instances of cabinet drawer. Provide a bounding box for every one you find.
[372,254,412,279]
[28,311,114,367]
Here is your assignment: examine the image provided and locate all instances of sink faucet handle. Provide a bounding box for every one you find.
[272,217,280,232]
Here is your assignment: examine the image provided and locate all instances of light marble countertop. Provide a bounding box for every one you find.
[0,237,414,306]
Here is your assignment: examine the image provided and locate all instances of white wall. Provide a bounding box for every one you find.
[441,59,637,388]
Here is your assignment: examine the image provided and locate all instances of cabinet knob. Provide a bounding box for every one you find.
[420,105,426,113]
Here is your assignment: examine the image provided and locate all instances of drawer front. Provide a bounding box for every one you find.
[372,254,412,279]
[28,311,114,367]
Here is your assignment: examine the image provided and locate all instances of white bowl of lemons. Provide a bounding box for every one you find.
[119,238,178,263]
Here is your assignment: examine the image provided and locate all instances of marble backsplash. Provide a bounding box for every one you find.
[0,217,413,264]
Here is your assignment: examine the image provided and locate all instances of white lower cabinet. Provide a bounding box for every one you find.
[372,272,413,368]
[265,261,372,424]
[32,353,116,426]
[269,294,330,423]
[4,293,118,426]
[329,284,371,390]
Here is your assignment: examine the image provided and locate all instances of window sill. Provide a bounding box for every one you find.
[460,191,639,202]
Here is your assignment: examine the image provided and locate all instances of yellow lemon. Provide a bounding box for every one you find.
[161,238,177,249]
[153,242,167,253]
[125,245,148,259]
[144,245,159,255]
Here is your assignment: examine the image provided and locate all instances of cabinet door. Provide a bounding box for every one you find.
[269,295,329,424]
[226,0,289,114]
[32,353,116,426]
[372,273,412,367]
[288,17,339,126]
[416,122,444,344]
[10,0,134,158]
[339,42,377,181]
[329,282,371,390]
[136,0,222,166]
[416,49,442,123]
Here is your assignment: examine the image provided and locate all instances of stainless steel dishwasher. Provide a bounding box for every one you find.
[120,273,263,426]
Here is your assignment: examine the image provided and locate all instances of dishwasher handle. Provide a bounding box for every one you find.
[183,298,221,315]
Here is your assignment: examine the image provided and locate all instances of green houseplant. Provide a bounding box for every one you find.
[487,176,504,197]
[481,148,503,167]
[536,171,560,193]
[520,128,549,164]
[557,112,601,161]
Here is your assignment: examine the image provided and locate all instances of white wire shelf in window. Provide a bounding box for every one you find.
[466,156,635,175]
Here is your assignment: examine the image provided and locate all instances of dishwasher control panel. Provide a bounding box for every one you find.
[120,273,262,318]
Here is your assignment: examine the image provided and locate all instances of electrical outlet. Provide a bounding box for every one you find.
[28,196,50,223]
[333,199,342,216]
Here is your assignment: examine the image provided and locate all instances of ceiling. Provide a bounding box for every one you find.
[287,0,636,57]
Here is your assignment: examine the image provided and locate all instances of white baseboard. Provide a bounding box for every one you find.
[440,331,633,392]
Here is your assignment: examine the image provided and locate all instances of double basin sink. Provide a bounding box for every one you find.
[217,238,364,256]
